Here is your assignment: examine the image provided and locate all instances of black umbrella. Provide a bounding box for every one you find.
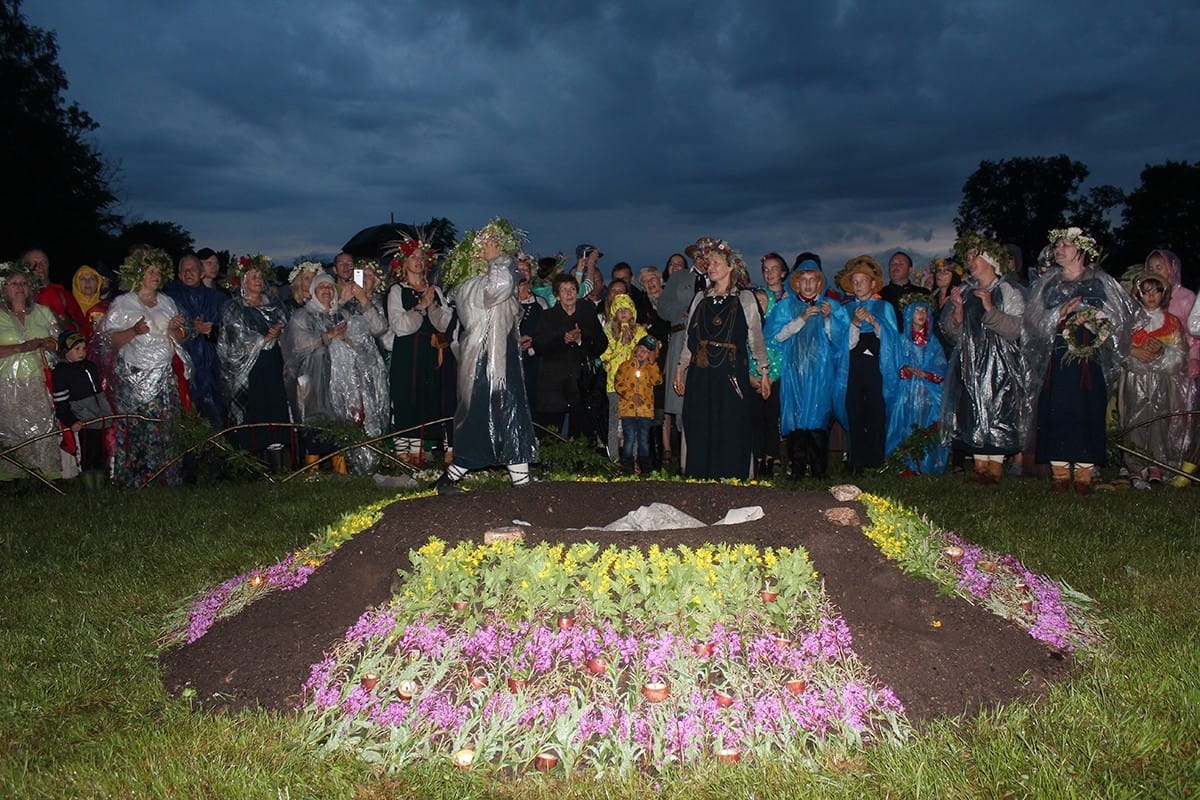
[341,222,420,259]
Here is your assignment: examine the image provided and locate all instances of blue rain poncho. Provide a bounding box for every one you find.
[886,299,948,473]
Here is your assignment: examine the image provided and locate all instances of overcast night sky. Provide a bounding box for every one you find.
[25,0,1200,279]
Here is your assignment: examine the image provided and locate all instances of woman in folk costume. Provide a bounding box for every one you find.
[434,219,538,494]
[887,296,948,475]
[1025,227,1134,493]
[835,255,899,473]
[387,236,452,461]
[938,233,1027,485]
[763,259,848,480]
[671,237,771,480]
[284,272,389,474]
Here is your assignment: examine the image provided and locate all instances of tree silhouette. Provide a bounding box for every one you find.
[1,0,119,279]
[118,219,196,262]
[955,155,1123,273]
[1115,161,1200,287]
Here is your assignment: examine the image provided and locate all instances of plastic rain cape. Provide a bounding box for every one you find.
[938,276,1027,453]
[217,293,288,424]
[283,288,389,474]
[763,293,849,434]
[447,255,538,469]
[0,305,60,475]
[886,300,949,473]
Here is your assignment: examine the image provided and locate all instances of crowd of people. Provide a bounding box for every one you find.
[1,223,1196,494]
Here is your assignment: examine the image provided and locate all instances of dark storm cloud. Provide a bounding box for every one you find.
[25,0,1200,269]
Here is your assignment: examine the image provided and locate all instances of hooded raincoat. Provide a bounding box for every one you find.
[939,273,1027,456]
[284,273,389,473]
[217,285,290,452]
[887,299,948,473]
[1119,302,1189,473]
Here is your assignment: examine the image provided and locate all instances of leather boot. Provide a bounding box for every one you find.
[1073,464,1093,495]
[304,454,320,467]
[331,455,348,475]
[970,459,992,485]
[1050,464,1071,492]
[987,458,1004,483]
[435,470,464,495]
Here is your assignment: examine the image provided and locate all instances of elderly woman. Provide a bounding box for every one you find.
[284,272,389,474]
[218,254,291,459]
[534,272,608,440]
[937,234,1027,485]
[387,238,452,461]
[1025,227,1134,493]
[284,261,323,315]
[71,265,108,339]
[0,265,61,479]
[434,218,539,493]
[99,249,188,487]
[672,237,770,479]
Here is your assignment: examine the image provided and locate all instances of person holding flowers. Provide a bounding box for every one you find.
[937,233,1027,485]
[1024,226,1133,493]
[434,218,538,494]
[98,248,189,487]
[218,254,291,459]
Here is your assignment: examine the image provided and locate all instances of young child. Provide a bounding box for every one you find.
[1119,273,1188,489]
[886,298,948,475]
[599,294,647,460]
[51,331,115,489]
[613,336,663,474]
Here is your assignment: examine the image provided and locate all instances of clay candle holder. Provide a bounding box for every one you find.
[533,752,559,771]
[716,747,741,764]
[642,682,669,703]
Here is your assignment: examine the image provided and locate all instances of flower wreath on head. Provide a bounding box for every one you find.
[1048,226,1102,264]
[442,218,526,287]
[929,256,964,278]
[354,258,388,294]
[953,232,1010,275]
[388,236,437,280]
[1061,305,1114,365]
[0,260,19,289]
[288,260,324,286]
[224,254,275,292]
[688,237,748,286]
[117,247,175,292]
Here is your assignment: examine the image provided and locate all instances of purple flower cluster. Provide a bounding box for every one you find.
[943,531,1092,651]
[179,554,318,644]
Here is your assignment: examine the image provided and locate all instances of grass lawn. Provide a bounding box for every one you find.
[1,473,1197,799]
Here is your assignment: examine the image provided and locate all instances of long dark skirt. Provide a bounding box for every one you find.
[682,364,754,480]
[230,348,290,452]
[1036,343,1108,465]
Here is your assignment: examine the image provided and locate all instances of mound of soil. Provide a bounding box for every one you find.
[160,482,1072,721]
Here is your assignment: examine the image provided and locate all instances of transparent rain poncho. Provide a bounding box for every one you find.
[447,255,538,469]
[283,275,389,474]
[0,303,61,476]
[938,275,1028,454]
[1118,305,1190,470]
